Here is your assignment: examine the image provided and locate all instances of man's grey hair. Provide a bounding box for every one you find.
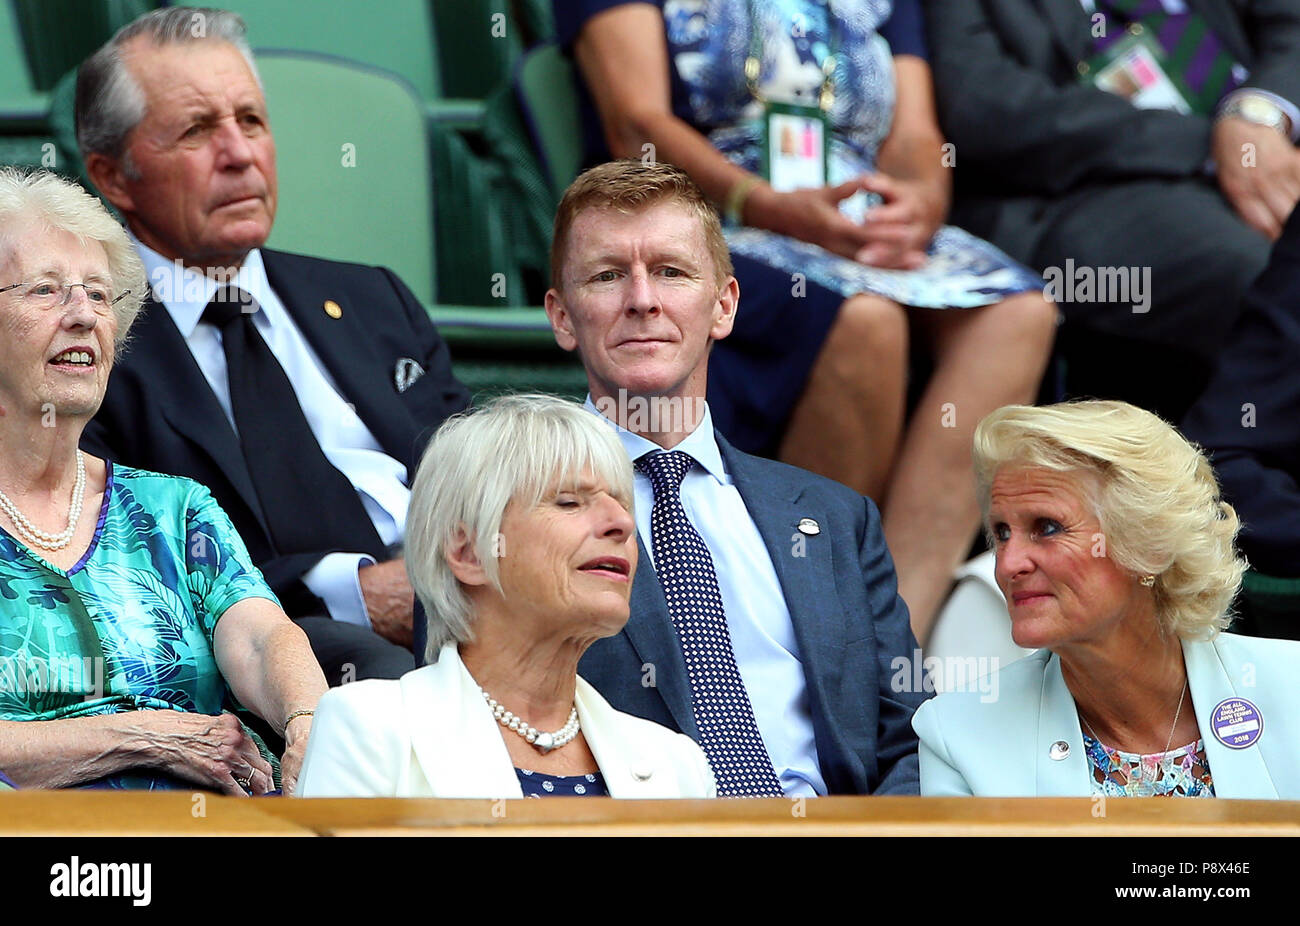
[405,394,636,663]
[75,6,261,165]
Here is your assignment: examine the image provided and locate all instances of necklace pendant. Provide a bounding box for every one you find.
[534,732,555,753]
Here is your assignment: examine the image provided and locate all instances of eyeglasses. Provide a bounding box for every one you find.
[0,280,133,310]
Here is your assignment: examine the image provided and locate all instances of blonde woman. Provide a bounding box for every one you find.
[914,401,1300,798]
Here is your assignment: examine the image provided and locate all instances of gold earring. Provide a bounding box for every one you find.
[1139,574,1156,587]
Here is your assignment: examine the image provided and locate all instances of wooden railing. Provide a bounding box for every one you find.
[2,792,1298,836]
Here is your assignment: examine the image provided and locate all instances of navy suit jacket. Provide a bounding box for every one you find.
[1182,206,1300,578]
[81,248,471,616]
[578,433,929,795]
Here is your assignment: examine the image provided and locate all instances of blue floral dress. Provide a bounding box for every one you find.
[0,462,280,790]
[665,0,1043,305]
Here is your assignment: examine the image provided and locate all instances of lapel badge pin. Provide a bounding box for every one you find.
[1048,741,1070,760]
[394,357,426,393]
[797,518,820,536]
[630,765,653,781]
[323,299,343,319]
[1210,698,1263,750]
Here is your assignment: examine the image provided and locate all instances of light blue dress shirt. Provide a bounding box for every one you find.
[587,398,827,796]
[134,242,410,628]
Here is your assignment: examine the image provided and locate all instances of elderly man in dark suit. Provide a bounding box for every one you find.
[75,7,470,683]
[924,0,1300,420]
[544,160,928,796]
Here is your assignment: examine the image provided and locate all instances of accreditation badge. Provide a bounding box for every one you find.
[1080,29,1193,114]
[760,101,830,191]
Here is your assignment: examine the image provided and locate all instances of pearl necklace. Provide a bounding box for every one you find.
[1080,679,1188,796]
[0,451,86,551]
[480,687,580,754]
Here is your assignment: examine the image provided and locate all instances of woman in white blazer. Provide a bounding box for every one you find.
[914,401,1300,799]
[297,395,714,799]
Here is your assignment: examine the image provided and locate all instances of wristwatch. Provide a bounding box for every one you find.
[1218,93,1291,136]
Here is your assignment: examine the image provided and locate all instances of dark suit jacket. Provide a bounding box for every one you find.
[81,248,471,617]
[578,434,929,795]
[924,0,1300,258]
[1181,206,1300,577]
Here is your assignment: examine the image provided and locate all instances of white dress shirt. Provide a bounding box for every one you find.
[587,397,827,796]
[135,241,410,627]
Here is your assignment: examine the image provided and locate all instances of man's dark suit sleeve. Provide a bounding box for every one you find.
[857,494,929,795]
[923,0,1213,195]
[82,406,331,616]
[1182,206,1300,577]
[1238,0,1300,110]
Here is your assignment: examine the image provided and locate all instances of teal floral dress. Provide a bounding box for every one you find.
[0,462,279,789]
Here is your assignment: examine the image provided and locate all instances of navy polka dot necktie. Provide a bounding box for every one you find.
[637,450,783,797]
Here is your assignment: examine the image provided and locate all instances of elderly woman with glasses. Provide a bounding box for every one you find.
[0,168,326,795]
[297,395,716,798]
[913,400,1300,798]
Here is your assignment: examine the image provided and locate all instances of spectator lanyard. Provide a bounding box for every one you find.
[744,0,839,190]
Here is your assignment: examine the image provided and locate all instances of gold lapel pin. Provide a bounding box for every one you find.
[324,299,343,319]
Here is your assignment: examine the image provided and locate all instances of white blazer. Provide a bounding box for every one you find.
[297,644,717,798]
[913,632,1300,798]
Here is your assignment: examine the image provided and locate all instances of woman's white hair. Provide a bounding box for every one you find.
[405,393,635,661]
[0,167,146,347]
[973,400,1246,640]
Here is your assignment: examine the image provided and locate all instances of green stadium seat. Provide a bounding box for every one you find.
[0,0,48,130]
[253,49,583,396]
[514,44,582,203]
[257,49,437,302]
[221,1,483,127]
[9,0,154,92]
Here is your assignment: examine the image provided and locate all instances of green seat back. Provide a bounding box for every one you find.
[429,1,519,100]
[223,0,441,98]
[515,44,582,201]
[257,50,435,304]
[10,0,154,92]
[0,0,46,124]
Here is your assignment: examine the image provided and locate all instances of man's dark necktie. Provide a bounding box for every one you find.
[637,449,783,797]
[201,287,385,559]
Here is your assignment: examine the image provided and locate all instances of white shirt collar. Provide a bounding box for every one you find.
[133,236,278,337]
[584,395,728,485]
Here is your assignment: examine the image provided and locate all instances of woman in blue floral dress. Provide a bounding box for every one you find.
[0,169,326,793]
[559,0,1058,639]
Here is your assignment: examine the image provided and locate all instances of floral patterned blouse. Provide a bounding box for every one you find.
[1083,734,1216,798]
[0,462,278,789]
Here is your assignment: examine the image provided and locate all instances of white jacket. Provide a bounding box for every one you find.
[297,644,717,798]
